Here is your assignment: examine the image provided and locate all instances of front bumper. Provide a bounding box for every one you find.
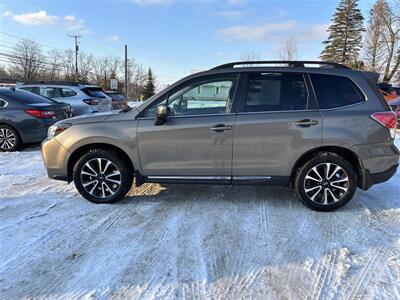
[41,137,70,181]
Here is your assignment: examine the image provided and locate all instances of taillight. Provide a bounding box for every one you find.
[83,99,98,105]
[25,109,56,119]
[371,111,397,138]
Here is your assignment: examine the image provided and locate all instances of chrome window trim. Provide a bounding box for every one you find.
[137,112,235,120]
[0,98,8,108]
[236,109,319,116]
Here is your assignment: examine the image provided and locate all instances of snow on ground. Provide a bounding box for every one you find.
[0,141,400,299]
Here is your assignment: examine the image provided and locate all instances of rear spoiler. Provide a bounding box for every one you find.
[362,71,380,84]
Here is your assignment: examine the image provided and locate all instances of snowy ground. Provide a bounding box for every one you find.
[0,141,400,299]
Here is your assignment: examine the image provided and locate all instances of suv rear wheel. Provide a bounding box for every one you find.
[294,152,357,211]
[73,149,133,203]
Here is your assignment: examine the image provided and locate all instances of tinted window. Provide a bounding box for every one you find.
[39,87,61,98]
[243,73,308,112]
[107,93,126,101]
[19,86,40,95]
[146,77,237,117]
[0,99,7,107]
[310,74,365,109]
[61,88,77,97]
[81,87,107,98]
[10,89,56,104]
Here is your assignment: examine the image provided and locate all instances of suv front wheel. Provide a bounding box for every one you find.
[294,152,357,211]
[73,149,133,203]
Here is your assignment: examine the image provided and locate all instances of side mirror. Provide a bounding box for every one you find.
[155,104,168,125]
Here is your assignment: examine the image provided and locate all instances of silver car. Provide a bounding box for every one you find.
[18,82,112,115]
[41,61,399,211]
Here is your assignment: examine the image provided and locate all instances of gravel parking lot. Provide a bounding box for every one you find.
[1,140,400,299]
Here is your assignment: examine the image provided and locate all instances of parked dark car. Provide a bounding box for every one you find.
[104,91,128,110]
[0,88,72,151]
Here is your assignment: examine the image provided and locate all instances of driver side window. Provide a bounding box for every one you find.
[145,76,237,117]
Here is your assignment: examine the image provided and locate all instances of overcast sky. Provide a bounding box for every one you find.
[0,0,381,85]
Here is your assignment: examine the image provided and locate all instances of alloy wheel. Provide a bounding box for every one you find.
[80,158,122,199]
[303,163,349,205]
[0,128,16,150]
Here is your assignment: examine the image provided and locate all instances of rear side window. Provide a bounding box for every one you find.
[61,88,77,97]
[243,73,308,112]
[310,74,365,109]
[12,89,56,104]
[81,87,107,98]
[40,87,61,98]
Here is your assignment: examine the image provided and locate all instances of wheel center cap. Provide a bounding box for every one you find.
[322,180,329,187]
[98,175,105,181]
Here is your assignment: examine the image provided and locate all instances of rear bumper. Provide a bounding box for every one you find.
[364,164,398,190]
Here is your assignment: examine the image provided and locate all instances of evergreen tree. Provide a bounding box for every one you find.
[142,68,155,100]
[321,0,365,67]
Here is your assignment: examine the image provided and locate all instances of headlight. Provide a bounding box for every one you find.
[48,123,71,139]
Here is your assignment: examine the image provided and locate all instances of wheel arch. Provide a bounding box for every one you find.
[290,146,365,189]
[67,143,134,182]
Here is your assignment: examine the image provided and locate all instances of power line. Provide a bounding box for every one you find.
[0,31,64,51]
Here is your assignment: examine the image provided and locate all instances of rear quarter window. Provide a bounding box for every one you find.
[11,89,56,104]
[310,74,365,109]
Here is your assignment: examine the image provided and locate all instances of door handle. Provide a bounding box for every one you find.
[295,119,318,127]
[210,124,232,132]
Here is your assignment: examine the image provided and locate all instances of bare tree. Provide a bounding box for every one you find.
[45,50,62,81]
[380,0,400,82]
[8,39,45,81]
[240,51,261,62]
[364,0,386,72]
[78,53,94,83]
[126,58,147,99]
[277,38,299,61]
[60,49,76,81]
[0,65,8,79]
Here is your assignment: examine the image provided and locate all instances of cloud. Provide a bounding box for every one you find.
[5,10,89,34]
[131,0,174,6]
[11,10,58,25]
[214,10,246,19]
[105,34,120,42]
[63,15,85,32]
[216,21,329,44]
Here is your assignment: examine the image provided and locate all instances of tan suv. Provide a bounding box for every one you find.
[41,61,399,211]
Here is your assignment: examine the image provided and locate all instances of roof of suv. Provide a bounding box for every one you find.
[18,82,99,89]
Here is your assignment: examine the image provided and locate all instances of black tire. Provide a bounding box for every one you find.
[294,152,357,212]
[0,125,21,152]
[73,149,133,204]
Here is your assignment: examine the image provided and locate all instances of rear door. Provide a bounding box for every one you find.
[232,72,323,184]
[136,74,240,180]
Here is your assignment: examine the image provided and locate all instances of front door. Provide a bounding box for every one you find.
[137,75,239,180]
[233,72,323,184]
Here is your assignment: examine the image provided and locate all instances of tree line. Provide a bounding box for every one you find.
[0,39,156,100]
[321,0,400,83]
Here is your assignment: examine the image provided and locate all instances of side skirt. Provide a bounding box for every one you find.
[135,173,290,187]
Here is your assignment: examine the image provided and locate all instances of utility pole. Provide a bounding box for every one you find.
[124,44,128,98]
[68,34,81,82]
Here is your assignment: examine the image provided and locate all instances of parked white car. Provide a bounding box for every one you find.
[18,82,112,115]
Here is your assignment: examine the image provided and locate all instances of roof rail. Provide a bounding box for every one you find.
[211,61,350,70]
[20,81,92,86]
